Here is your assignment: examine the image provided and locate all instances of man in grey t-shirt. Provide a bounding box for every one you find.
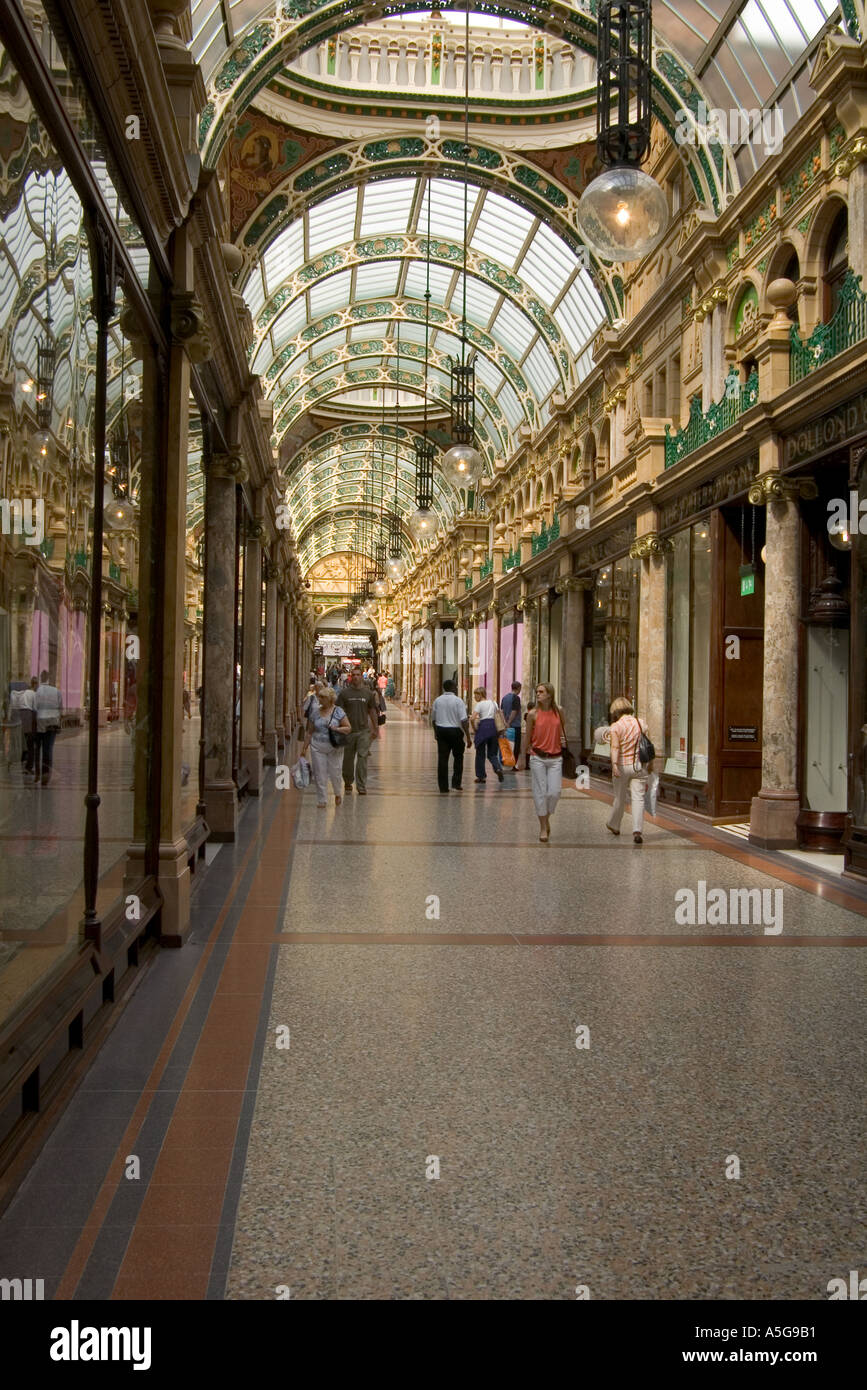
[337,668,379,794]
[430,679,471,793]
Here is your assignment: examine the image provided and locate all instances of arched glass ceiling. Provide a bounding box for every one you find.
[195,4,845,184]
[243,174,606,443]
[656,0,840,178]
[287,432,461,540]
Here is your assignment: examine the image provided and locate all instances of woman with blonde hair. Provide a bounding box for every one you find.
[301,684,351,809]
[606,695,650,843]
[526,682,567,842]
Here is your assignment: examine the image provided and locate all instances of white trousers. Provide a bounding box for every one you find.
[530,754,562,817]
[310,741,343,802]
[607,765,648,833]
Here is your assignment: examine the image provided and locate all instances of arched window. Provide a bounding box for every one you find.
[823,208,849,319]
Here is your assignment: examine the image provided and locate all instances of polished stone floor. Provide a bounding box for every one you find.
[1,705,865,1299]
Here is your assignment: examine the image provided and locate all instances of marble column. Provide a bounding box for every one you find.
[748,471,816,848]
[240,516,264,791]
[203,453,241,840]
[490,607,501,701]
[262,553,278,766]
[841,150,867,283]
[558,577,589,748]
[520,595,538,696]
[633,537,668,754]
[275,589,286,753]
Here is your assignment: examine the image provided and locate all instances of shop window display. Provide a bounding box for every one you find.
[664,522,712,780]
[586,557,639,753]
[0,43,154,1030]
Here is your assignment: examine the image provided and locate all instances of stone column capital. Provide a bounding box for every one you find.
[629,532,674,558]
[209,449,246,481]
[748,471,818,505]
[245,517,266,542]
[169,290,212,363]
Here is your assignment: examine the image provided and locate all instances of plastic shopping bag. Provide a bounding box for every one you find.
[647,770,660,817]
[291,756,312,790]
[498,735,516,769]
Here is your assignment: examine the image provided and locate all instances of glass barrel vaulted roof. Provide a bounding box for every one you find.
[244,174,607,450]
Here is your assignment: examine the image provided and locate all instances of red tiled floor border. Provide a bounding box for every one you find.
[53,792,298,1301]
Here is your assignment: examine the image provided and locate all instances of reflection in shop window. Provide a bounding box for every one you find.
[665,521,712,781]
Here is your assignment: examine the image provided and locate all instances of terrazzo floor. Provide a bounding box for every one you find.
[1,704,865,1300]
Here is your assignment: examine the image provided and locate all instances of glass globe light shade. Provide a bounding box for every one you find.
[407,506,439,541]
[828,526,853,553]
[576,166,668,263]
[441,441,484,489]
[388,553,407,580]
[373,577,389,598]
[30,427,56,467]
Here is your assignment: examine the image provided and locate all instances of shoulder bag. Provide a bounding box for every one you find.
[493,706,506,733]
[557,711,577,780]
[327,709,348,748]
[634,715,655,766]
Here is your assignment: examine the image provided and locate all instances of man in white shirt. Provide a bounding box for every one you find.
[35,669,62,786]
[16,677,38,775]
[430,679,471,793]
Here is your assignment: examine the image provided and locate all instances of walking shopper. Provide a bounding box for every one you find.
[606,696,650,844]
[34,669,62,786]
[338,667,379,794]
[471,687,504,785]
[18,676,38,776]
[430,679,471,792]
[501,680,522,763]
[526,683,566,841]
[301,685,351,808]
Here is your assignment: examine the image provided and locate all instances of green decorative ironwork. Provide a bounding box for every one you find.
[441,141,502,170]
[243,195,288,247]
[789,269,867,383]
[514,164,568,209]
[214,22,274,93]
[503,547,521,572]
[108,561,121,582]
[74,550,88,570]
[664,368,759,468]
[39,536,54,560]
[480,555,493,579]
[362,138,425,162]
[531,514,560,556]
[839,0,861,41]
[294,154,351,193]
[465,574,473,591]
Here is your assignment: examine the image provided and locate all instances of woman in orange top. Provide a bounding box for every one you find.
[526,682,566,842]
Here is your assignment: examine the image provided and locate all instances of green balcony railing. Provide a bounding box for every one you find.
[480,555,493,579]
[664,368,759,468]
[464,574,473,591]
[39,536,54,560]
[531,513,560,556]
[503,547,521,572]
[790,269,867,384]
[74,550,88,570]
[108,561,121,582]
